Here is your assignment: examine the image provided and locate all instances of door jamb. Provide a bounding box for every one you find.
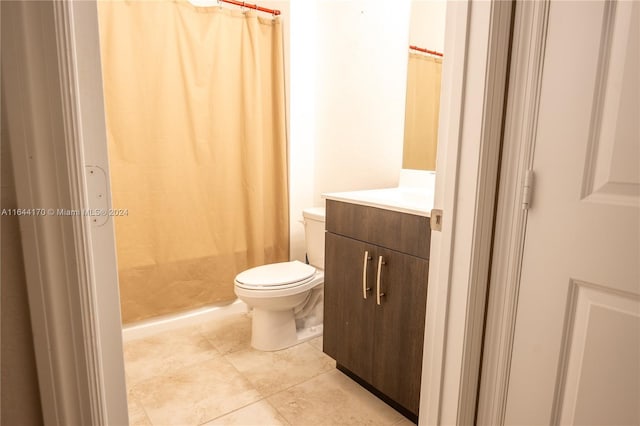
[2,1,111,424]
[476,2,550,424]
[419,1,514,424]
[3,1,128,424]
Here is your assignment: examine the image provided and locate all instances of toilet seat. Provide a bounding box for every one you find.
[235,260,316,291]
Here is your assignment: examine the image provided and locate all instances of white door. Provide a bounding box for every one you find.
[505,1,640,425]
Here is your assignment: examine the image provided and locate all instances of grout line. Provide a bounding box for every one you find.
[197,396,268,426]
[141,404,153,426]
[123,314,254,388]
[262,367,337,401]
[196,313,252,356]
[263,397,293,426]
[223,348,336,401]
[199,347,271,423]
[303,338,323,354]
[127,393,154,426]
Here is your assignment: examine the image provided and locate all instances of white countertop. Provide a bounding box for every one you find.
[322,187,434,217]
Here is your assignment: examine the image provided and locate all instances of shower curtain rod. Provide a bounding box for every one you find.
[409,45,444,57]
[218,0,281,16]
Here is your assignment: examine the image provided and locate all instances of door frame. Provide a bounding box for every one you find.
[8,0,515,424]
[2,1,127,425]
[476,2,550,424]
[419,1,513,424]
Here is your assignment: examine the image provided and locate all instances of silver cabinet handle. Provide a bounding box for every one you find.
[376,255,386,305]
[362,251,372,299]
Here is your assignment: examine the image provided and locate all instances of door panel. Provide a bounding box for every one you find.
[556,282,640,425]
[372,247,429,414]
[581,0,639,207]
[505,1,640,424]
[323,232,376,381]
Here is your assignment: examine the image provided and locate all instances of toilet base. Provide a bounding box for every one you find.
[250,308,323,351]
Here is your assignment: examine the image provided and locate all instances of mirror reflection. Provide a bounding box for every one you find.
[403,1,446,171]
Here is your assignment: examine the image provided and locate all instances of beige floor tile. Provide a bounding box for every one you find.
[224,342,335,397]
[130,356,262,425]
[199,313,252,355]
[203,400,289,426]
[393,417,416,425]
[124,325,219,386]
[267,369,403,426]
[127,394,152,426]
[307,336,323,353]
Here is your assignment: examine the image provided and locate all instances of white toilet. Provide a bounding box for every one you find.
[234,207,325,351]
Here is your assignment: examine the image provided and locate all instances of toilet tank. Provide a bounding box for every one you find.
[302,207,326,269]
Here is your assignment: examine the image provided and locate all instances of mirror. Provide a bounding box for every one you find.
[402,1,447,171]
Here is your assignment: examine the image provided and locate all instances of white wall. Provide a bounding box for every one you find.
[409,0,447,53]
[313,0,411,203]
[289,0,317,261]
[290,0,412,260]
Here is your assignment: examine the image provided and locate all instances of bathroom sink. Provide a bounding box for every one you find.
[322,187,434,217]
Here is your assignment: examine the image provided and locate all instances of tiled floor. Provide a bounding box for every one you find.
[124,312,414,426]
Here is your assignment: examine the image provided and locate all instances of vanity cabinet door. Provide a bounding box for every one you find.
[323,232,376,383]
[372,247,429,415]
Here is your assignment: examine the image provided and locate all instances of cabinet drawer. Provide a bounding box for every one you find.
[325,199,431,259]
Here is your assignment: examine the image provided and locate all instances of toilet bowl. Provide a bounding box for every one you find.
[234,207,326,351]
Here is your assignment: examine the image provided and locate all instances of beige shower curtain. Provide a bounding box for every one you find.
[98,1,289,323]
[403,53,442,171]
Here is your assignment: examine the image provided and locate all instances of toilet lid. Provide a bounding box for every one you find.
[235,260,316,289]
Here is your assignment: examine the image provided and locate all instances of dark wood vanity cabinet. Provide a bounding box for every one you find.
[323,200,430,420]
